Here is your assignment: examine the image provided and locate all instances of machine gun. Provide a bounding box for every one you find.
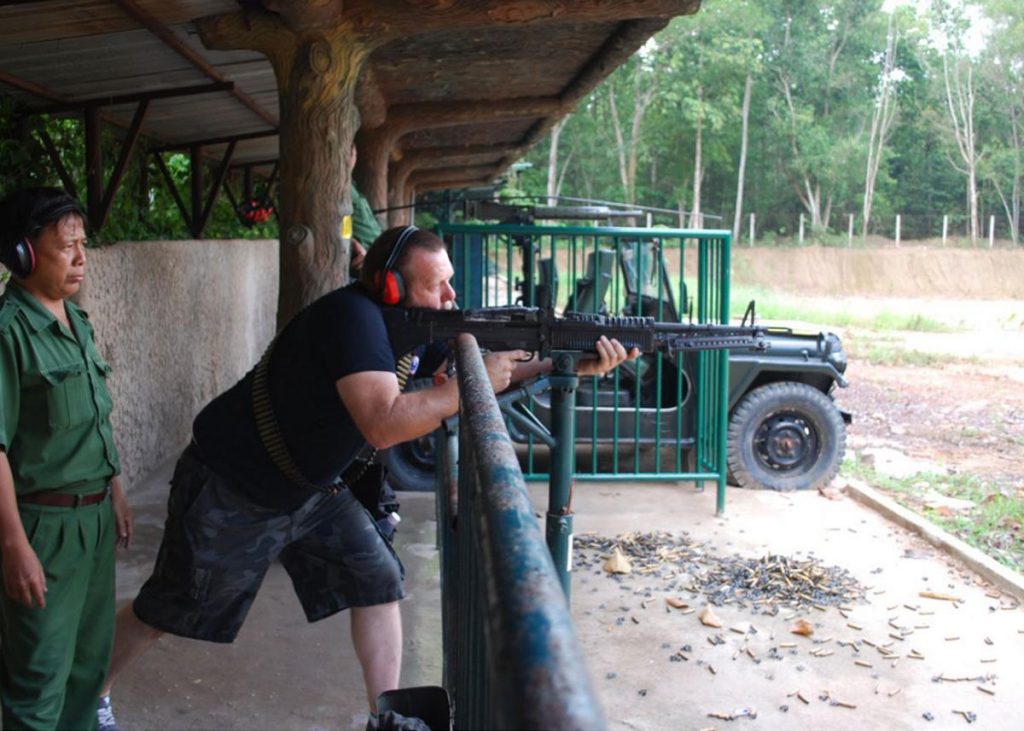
[382,305,768,362]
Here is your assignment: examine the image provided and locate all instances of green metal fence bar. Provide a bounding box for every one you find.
[437,334,606,730]
[438,222,733,488]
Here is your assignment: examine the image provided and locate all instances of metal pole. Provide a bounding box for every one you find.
[717,233,732,516]
[547,353,578,599]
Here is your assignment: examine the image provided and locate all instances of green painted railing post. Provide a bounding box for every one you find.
[716,233,733,516]
[547,352,578,599]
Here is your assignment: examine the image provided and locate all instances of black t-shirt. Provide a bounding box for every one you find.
[192,284,396,509]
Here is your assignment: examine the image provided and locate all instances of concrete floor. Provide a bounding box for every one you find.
[110,460,1023,731]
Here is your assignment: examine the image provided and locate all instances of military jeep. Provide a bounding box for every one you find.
[382,210,850,493]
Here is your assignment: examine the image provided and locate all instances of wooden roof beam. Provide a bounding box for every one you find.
[265,0,698,36]
[153,130,278,152]
[110,0,278,129]
[388,144,520,226]
[34,81,234,115]
[355,96,561,215]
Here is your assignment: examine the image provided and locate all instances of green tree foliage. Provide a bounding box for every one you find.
[520,0,1023,246]
[0,103,277,246]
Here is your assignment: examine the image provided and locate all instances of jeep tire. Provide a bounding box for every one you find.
[727,381,845,491]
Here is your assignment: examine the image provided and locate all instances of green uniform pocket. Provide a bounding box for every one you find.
[39,363,92,430]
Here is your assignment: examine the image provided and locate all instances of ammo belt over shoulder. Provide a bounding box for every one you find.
[251,337,415,496]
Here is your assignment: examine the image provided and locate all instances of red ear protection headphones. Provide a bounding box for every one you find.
[1,238,36,278]
[375,225,418,305]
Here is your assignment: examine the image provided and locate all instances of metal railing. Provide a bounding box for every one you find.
[437,222,732,511]
[436,334,606,730]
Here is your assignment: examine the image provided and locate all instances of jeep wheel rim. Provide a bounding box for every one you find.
[753,412,819,472]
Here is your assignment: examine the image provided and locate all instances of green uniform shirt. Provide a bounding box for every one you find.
[0,281,120,495]
[352,184,383,246]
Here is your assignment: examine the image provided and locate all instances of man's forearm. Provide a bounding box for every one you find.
[0,451,28,551]
[354,377,461,450]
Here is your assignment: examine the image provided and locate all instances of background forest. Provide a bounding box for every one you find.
[511,0,1023,247]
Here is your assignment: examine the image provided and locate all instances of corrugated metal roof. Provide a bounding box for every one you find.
[1,1,698,182]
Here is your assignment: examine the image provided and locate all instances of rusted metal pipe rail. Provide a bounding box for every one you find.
[439,334,605,730]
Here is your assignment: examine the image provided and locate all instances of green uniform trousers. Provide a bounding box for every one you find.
[0,498,115,731]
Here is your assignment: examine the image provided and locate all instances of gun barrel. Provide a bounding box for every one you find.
[383,305,767,359]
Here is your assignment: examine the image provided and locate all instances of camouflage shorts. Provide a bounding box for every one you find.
[134,444,405,643]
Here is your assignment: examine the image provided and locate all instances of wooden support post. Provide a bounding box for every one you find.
[84,106,103,229]
[96,100,149,230]
[942,214,949,246]
[198,10,372,326]
[847,213,854,247]
[153,152,191,232]
[989,215,995,248]
[190,145,205,238]
[895,214,901,247]
[35,125,78,200]
[194,140,237,238]
[798,213,805,245]
[749,213,755,247]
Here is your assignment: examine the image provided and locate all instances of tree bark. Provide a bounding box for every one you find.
[198,10,373,328]
[862,12,898,240]
[547,117,567,206]
[942,55,979,246]
[732,71,752,241]
[689,81,704,229]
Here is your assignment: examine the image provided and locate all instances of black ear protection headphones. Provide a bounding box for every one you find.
[375,225,418,305]
[1,237,36,278]
[0,198,84,278]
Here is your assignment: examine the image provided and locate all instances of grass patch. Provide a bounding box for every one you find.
[842,458,1024,573]
[840,332,980,367]
[729,285,956,333]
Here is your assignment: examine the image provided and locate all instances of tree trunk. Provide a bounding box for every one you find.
[943,55,979,246]
[275,38,368,327]
[689,84,704,229]
[862,12,898,240]
[547,117,567,206]
[198,12,372,328]
[732,71,752,240]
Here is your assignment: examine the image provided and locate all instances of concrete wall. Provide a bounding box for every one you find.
[73,239,278,491]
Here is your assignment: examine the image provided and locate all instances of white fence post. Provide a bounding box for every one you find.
[895,214,901,247]
[799,214,805,245]
[942,215,948,246]
[646,212,653,228]
[847,214,854,247]
[989,215,995,248]
[749,213,755,247]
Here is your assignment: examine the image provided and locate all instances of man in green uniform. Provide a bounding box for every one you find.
[0,187,133,731]
[347,142,383,277]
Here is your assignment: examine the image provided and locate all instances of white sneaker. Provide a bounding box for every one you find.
[97,695,121,731]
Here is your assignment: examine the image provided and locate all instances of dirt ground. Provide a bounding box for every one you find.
[736,245,1024,566]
